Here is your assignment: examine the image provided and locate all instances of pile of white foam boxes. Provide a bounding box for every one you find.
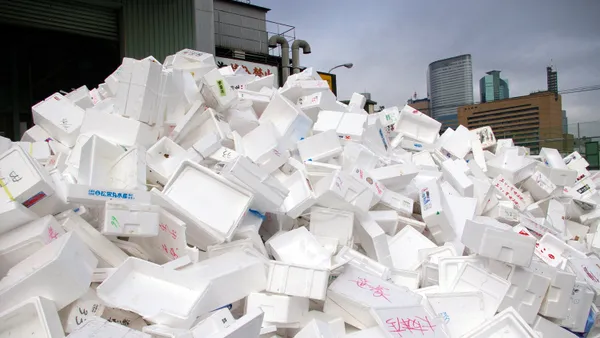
[2,48,600,338]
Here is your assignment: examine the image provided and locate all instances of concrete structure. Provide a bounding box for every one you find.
[479,70,509,102]
[458,92,565,154]
[407,98,431,116]
[547,65,558,93]
[427,54,474,131]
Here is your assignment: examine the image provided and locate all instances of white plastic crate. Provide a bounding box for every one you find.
[266,261,329,300]
[0,232,97,313]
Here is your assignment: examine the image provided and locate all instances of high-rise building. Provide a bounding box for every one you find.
[479,70,509,102]
[427,54,474,131]
[547,65,558,93]
[458,92,566,154]
[562,110,568,134]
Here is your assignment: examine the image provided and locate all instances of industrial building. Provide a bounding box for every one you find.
[0,0,296,140]
[458,91,570,154]
[427,54,474,131]
[479,70,509,102]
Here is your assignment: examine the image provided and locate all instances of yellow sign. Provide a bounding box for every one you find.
[317,72,337,96]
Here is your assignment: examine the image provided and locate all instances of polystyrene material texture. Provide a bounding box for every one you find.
[0,232,97,313]
[102,201,160,237]
[0,296,65,338]
[388,225,437,271]
[461,307,539,338]
[266,261,329,300]
[267,227,331,269]
[426,292,486,337]
[246,292,308,325]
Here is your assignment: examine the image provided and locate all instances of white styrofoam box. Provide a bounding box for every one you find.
[0,145,56,214]
[449,263,510,318]
[462,218,536,266]
[267,227,330,269]
[293,318,336,338]
[461,307,539,338]
[355,213,392,266]
[341,142,378,171]
[266,261,329,300]
[178,108,233,152]
[0,296,65,338]
[334,246,390,280]
[537,163,578,187]
[389,269,420,290]
[259,92,313,146]
[68,317,150,338]
[0,232,97,313]
[426,292,486,338]
[32,93,84,147]
[66,183,151,207]
[246,292,308,326]
[373,305,451,338]
[393,105,441,144]
[323,266,422,329]
[297,130,342,163]
[348,92,366,109]
[162,160,253,245]
[440,125,472,159]
[309,206,354,248]
[378,190,413,217]
[123,58,162,123]
[202,307,264,338]
[15,141,52,163]
[21,125,52,143]
[201,68,237,111]
[492,174,533,211]
[397,215,427,233]
[498,266,551,324]
[66,85,94,109]
[536,233,586,267]
[441,159,474,197]
[471,126,496,149]
[412,151,437,170]
[102,201,160,237]
[97,257,209,329]
[77,135,124,186]
[206,238,255,258]
[221,156,288,213]
[0,215,64,277]
[550,281,594,332]
[369,210,398,236]
[348,167,385,207]
[417,180,455,243]
[59,287,106,334]
[418,246,458,266]
[528,262,574,319]
[484,201,520,225]
[361,119,391,156]
[237,90,271,117]
[564,151,589,171]
[522,171,557,201]
[279,80,330,103]
[184,307,234,337]
[443,194,476,249]
[80,109,159,148]
[0,200,39,237]
[344,326,387,338]
[336,113,367,142]
[281,170,317,218]
[57,210,128,267]
[313,110,343,134]
[109,145,147,190]
[242,121,289,173]
[532,315,578,338]
[388,225,437,271]
[487,151,537,185]
[370,164,419,191]
[314,170,368,212]
[146,137,191,187]
[297,91,341,122]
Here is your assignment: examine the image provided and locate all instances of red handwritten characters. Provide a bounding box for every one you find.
[169,248,179,259]
[386,316,436,337]
[169,229,178,240]
[159,223,168,232]
[48,227,59,240]
[161,244,169,254]
[351,277,391,302]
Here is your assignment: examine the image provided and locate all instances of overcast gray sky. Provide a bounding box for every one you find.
[255,0,600,131]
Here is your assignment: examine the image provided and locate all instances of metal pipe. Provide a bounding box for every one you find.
[268,35,290,84]
[291,40,311,74]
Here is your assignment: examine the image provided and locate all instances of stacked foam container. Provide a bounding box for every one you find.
[1,49,599,338]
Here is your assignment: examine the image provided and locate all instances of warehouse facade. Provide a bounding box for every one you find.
[0,0,290,140]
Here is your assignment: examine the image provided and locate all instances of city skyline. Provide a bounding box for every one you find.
[257,0,600,124]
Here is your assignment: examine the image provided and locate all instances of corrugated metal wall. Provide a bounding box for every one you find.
[121,0,195,63]
[0,0,119,40]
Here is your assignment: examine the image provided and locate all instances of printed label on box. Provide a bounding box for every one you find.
[87,189,135,200]
[22,191,47,208]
